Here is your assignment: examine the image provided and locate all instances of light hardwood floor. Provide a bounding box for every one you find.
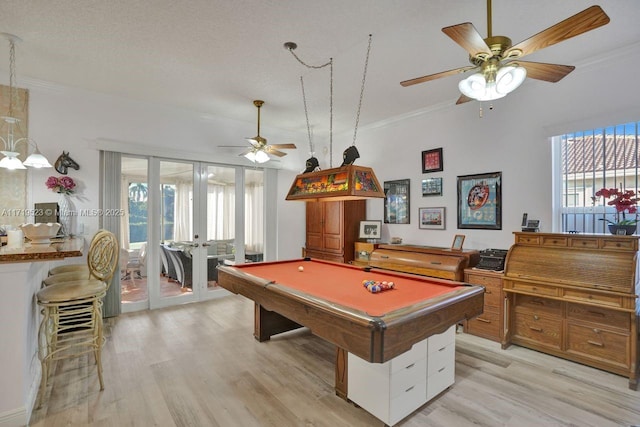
[30,294,640,426]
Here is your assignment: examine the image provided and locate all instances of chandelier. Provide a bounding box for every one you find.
[0,33,51,170]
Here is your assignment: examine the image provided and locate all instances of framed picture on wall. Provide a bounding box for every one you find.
[457,171,502,230]
[384,179,410,224]
[422,148,443,173]
[422,177,442,196]
[359,220,382,239]
[419,207,445,230]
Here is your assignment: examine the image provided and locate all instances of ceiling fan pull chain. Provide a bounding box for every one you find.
[351,34,373,148]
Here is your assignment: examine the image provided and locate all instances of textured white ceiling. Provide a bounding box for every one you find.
[1,0,639,138]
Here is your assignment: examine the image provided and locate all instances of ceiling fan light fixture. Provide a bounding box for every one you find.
[254,150,270,163]
[458,65,526,101]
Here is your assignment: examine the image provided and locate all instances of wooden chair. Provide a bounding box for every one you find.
[35,230,119,407]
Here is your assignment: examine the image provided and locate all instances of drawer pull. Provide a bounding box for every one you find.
[529,326,543,332]
[587,340,604,347]
[533,315,539,321]
[430,261,442,265]
[438,367,446,373]
[485,290,492,294]
[531,299,544,305]
[587,310,605,317]
[405,363,415,369]
[405,386,415,393]
[381,255,389,259]
[438,347,446,352]
[476,317,491,323]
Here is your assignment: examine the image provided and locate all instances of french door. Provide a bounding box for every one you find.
[121,156,264,311]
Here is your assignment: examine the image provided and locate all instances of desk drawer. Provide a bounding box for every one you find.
[562,289,624,309]
[569,238,599,249]
[566,323,629,368]
[566,303,630,329]
[426,362,455,401]
[515,235,541,245]
[390,339,427,373]
[515,294,562,315]
[513,311,561,349]
[466,309,501,341]
[541,236,568,247]
[507,281,559,297]
[600,238,637,251]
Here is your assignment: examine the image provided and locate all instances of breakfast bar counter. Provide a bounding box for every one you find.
[0,237,84,263]
[0,237,85,425]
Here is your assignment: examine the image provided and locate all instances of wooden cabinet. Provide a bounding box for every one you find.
[353,241,376,266]
[463,269,504,342]
[503,232,639,389]
[304,200,365,263]
[348,326,455,426]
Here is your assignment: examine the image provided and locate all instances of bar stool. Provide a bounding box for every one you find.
[47,230,108,276]
[36,230,118,407]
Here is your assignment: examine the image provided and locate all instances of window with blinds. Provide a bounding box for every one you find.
[558,121,639,233]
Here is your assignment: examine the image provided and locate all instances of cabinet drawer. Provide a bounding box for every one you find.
[566,303,630,329]
[465,272,502,287]
[390,339,427,373]
[509,281,558,297]
[541,236,568,247]
[390,357,427,398]
[466,309,502,341]
[600,238,637,251]
[515,235,541,245]
[563,289,624,309]
[389,380,427,426]
[569,238,599,249]
[566,323,630,368]
[428,343,455,376]
[426,363,455,401]
[513,312,562,349]
[428,325,455,353]
[515,294,562,315]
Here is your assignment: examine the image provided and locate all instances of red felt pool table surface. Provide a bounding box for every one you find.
[228,258,468,317]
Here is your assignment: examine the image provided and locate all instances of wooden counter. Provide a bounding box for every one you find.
[0,237,84,263]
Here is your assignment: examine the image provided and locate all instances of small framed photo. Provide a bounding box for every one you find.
[419,207,445,230]
[422,148,443,173]
[451,234,465,251]
[422,177,442,196]
[359,220,382,239]
[384,179,410,224]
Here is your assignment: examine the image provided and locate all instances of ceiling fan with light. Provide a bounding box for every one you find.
[400,1,610,104]
[219,100,296,163]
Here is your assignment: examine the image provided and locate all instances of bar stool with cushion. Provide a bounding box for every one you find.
[35,230,118,407]
[47,230,108,276]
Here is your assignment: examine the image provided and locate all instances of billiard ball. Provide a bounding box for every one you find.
[298,266,304,272]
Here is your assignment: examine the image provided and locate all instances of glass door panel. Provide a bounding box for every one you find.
[200,165,237,295]
[244,169,264,262]
[156,160,196,305]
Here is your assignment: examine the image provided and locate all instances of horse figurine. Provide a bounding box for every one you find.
[54,151,80,175]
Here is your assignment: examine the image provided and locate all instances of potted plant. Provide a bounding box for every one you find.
[593,187,639,235]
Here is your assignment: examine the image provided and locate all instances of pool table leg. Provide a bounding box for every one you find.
[335,347,348,400]
[253,303,303,342]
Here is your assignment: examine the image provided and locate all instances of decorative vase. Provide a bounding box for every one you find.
[608,224,636,236]
[57,194,74,237]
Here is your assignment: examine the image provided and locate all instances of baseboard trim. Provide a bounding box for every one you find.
[0,407,27,427]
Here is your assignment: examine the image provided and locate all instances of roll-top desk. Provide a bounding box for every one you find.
[503,232,639,389]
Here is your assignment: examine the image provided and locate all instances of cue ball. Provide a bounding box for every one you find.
[298,266,304,272]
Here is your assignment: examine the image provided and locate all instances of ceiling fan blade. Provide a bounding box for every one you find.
[442,22,492,58]
[455,94,474,105]
[504,6,610,59]
[400,65,477,87]
[269,143,297,149]
[238,149,253,156]
[268,149,287,157]
[515,61,575,82]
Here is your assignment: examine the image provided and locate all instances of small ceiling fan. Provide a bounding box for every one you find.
[219,100,296,163]
[400,1,610,104]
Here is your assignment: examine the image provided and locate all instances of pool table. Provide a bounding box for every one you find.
[217,258,484,398]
